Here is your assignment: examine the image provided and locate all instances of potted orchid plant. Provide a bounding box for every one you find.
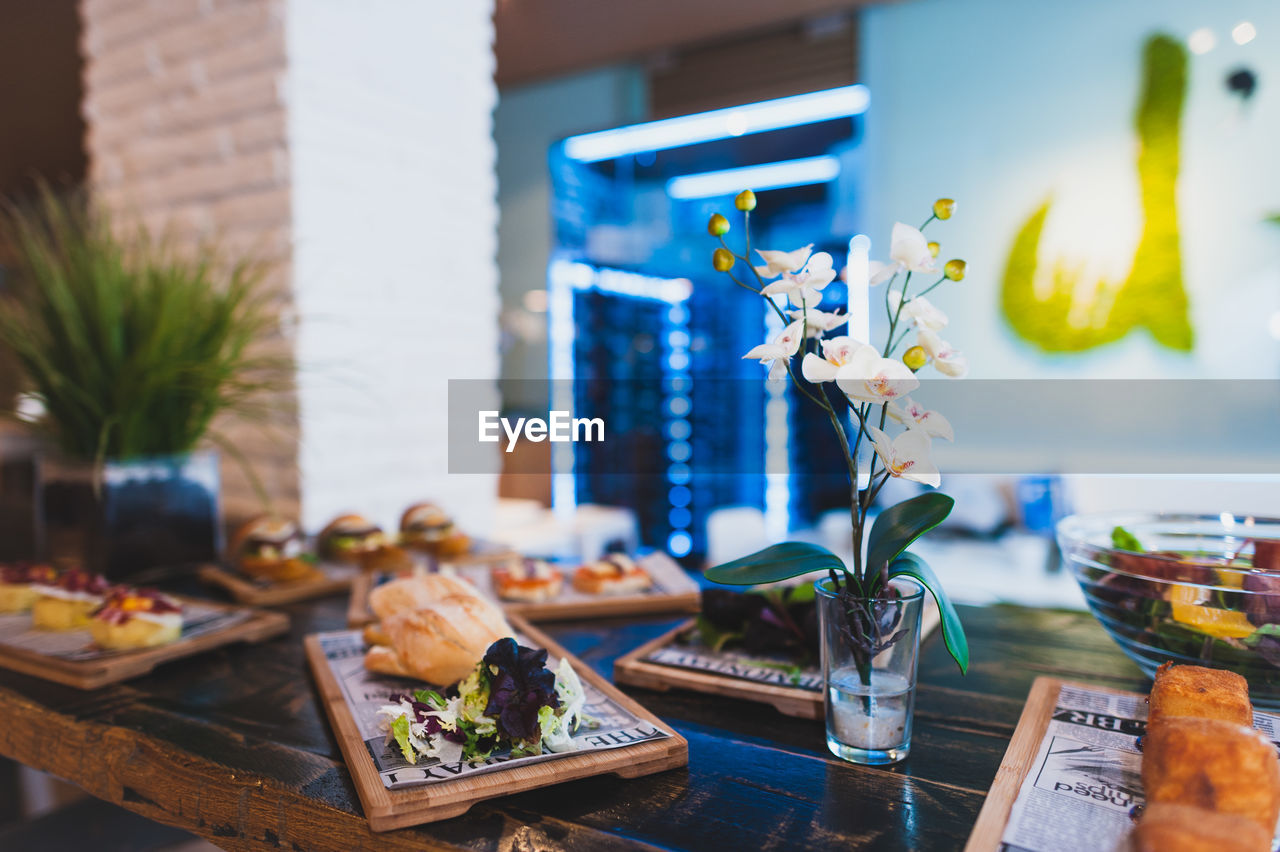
[703,191,970,765]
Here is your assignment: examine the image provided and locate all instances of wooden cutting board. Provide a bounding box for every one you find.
[0,597,289,689]
[346,551,700,626]
[306,614,688,830]
[614,602,941,720]
[198,562,355,606]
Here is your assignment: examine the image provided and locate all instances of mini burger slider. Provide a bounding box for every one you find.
[399,503,471,558]
[229,515,318,583]
[319,514,386,563]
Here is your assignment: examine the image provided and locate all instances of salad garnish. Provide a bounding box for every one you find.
[377,637,589,764]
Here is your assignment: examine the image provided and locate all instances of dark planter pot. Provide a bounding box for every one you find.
[40,450,223,580]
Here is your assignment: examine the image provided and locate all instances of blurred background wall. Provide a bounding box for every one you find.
[77,0,501,533]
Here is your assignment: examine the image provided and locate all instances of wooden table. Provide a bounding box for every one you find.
[0,595,1147,851]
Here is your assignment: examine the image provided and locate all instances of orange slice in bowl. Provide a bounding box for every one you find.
[1168,584,1256,639]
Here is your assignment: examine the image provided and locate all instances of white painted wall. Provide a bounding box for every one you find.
[861,0,1280,517]
[861,0,1280,381]
[285,0,501,533]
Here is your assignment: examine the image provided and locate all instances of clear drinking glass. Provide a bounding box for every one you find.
[816,576,924,765]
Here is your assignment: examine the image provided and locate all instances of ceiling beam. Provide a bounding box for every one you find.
[494,0,878,87]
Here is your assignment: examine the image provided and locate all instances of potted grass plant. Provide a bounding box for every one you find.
[0,189,287,577]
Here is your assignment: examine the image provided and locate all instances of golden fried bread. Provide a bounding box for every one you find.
[1148,662,1253,728]
[1142,716,1280,832]
[1132,803,1271,852]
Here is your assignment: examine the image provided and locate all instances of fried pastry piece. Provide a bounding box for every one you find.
[1147,662,1253,728]
[1142,716,1280,832]
[1132,803,1271,852]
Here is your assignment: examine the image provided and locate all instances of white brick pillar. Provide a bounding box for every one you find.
[285,0,501,534]
[80,0,500,533]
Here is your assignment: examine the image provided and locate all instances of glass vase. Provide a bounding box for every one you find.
[816,576,924,765]
[39,450,223,580]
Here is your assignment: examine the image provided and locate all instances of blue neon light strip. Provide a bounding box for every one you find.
[666,155,840,200]
[562,85,869,163]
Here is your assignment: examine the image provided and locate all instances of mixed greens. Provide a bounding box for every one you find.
[377,638,589,764]
[687,585,820,665]
[1099,525,1280,689]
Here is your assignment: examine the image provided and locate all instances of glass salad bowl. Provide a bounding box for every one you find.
[1057,512,1280,707]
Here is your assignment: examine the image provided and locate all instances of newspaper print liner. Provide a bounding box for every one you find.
[996,682,1280,852]
[641,626,822,692]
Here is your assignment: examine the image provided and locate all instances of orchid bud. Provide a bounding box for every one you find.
[708,213,730,237]
[933,198,956,220]
[944,259,967,281]
[735,190,757,212]
[927,241,940,258]
[903,346,928,372]
[713,248,735,272]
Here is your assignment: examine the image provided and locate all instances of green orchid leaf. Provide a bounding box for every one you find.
[866,493,955,576]
[888,552,969,675]
[704,542,846,586]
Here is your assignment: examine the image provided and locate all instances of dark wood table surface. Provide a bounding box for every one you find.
[0,589,1148,851]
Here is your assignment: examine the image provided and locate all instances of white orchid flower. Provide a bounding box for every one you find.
[917,329,969,378]
[868,426,941,488]
[869,223,938,286]
[753,245,813,280]
[743,320,804,380]
[801,336,860,382]
[888,396,954,441]
[791,252,837,290]
[887,292,948,331]
[788,307,848,337]
[800,338,919,403]
[759,251,835,296]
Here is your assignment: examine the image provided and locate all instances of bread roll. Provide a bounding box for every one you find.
[1132,803,1271,852]
[1148,662,1253,728]
[1142,716,1280,832]
[364,594,513,685]
[368,573,482,621]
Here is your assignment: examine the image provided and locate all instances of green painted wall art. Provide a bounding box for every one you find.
[1001,34,1194,353]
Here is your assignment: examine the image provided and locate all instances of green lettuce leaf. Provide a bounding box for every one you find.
[1111,526,1143,552]
[391,714,416,764]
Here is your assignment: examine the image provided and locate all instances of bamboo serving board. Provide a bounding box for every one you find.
[615,619,824,719]
[0,598,289,689]
[346,552,701,627]
[305,614,689,830]
[964,677,1131,852]
[198,562,356,606]
[614,603,942,720]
